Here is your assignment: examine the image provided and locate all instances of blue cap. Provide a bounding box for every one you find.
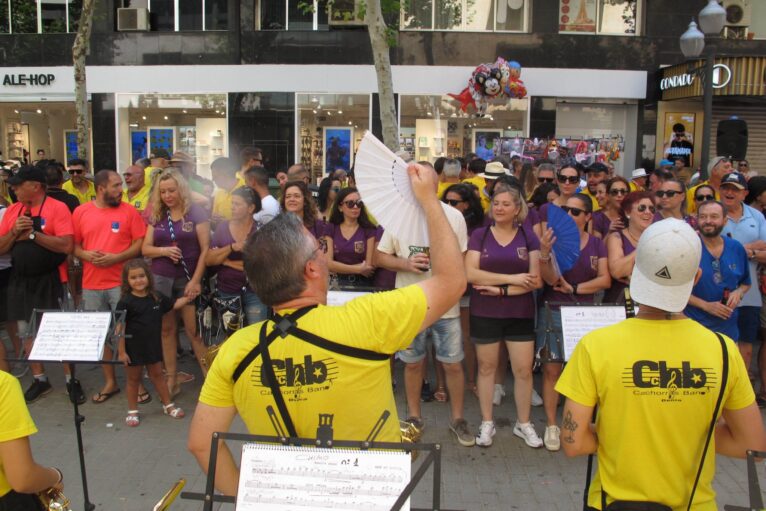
[659,159,673,166]
[721,172,747,190]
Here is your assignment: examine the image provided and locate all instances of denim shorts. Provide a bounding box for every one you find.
[216,290,268,326]
[398,317,463,364]
[737,305,760,343]
[535,309,564,362]
[82,286,122,312]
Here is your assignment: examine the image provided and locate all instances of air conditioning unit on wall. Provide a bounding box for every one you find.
[329,0,365,26]
[723,0,752,27]
[117,8,150,31]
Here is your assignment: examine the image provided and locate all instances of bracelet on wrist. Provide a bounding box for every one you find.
[539,253,551,262]
[572,283,578,295]
[52,467,63,484]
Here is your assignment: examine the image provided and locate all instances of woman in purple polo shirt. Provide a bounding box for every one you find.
[280,180,324,239]
[465,182,543,448]
[205,187,266,325]
[536,193,610,451]
[142,169,210,397]
[539,163,580,230]
[605,191,655,304]
[325,187,377,288]
[590,176,629,239]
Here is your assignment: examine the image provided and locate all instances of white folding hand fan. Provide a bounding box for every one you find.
[354,131,429,247]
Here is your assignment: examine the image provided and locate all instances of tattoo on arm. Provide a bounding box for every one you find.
[562,410,578,444]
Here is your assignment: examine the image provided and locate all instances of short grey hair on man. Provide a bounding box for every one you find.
[537,163,556,174]
[443,158,461,178]
[243,213,316,306]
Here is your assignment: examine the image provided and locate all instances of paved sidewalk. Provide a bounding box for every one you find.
[16,355,766,510]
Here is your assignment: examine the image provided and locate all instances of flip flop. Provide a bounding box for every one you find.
[91,389,120,404]
[137,391,152,404]
[177,371,195,384]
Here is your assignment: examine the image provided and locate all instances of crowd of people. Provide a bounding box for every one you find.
[1,143,766,507]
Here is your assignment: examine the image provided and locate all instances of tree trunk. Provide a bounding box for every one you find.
[365,0,398,152]
[72,0,95,163]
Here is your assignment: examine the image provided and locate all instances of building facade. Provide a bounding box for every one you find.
[0,0,765,178]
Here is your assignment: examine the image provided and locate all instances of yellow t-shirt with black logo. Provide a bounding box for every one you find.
[556,318,753,511]
[122,184,151,211]
[63,179,96,205]
[199,285,427,442]
[0,371,38,497]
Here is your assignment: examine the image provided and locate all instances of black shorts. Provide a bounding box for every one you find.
[0,267,11,323]
[470,316,535,344]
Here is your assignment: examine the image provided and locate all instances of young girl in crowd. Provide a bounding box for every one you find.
[117,259,189,427]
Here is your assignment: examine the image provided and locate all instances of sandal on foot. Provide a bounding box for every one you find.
[433,386,449,402]
[137,391,152,404]
[91,388,120,404]
[163,402,185,419]
[177,371,195,384]
[125,411,140,427]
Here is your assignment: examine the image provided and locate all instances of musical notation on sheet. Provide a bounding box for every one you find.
[28,312,111,362]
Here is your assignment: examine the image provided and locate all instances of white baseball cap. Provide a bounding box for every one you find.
[630,218,701,313]
[631,168,647,179]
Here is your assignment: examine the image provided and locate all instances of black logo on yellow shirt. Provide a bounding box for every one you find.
[623,360,716,402]
[253,355,339,402]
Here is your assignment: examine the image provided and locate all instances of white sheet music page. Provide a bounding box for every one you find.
[236,444,411,511]
[560,306,626,361]
[28,312,111,362]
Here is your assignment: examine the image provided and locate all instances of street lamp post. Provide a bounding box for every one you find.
[679,0,726,180]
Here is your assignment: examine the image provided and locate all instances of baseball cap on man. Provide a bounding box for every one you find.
[586,162,608,174]
[631,168,647,180]
[720,172,747,190]
[630,218,701,313]
[7,166,47,186]
[169,151,194,164]
[479,161,510,180]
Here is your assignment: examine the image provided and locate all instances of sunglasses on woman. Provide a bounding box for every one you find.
[561,205,587,217]
[343,199,363,209]
[609,188,628,196]
[557,175,579,184]
[655,190,682,198]
[445,199,465,206]
[332,187,340,192]
[695,194,715,202]
[636,204,656,213]
[537,177,555,184]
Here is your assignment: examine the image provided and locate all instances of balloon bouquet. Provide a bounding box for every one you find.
[448,57,527,117]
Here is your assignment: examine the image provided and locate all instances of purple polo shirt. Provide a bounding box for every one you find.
[542,235,607,308]
[326,223,376,266]
[150,204,209,279]
[591,211,612,238]
[210,221,257,293]
[468,225,540,319]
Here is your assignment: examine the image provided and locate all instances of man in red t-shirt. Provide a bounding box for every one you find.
[0,166,74,403]
[73,170,146,404]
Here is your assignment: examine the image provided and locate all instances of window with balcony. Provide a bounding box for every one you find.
[401,0,529,32]
[558,0,641,35]
[115,0,228,31]
[2,0,83,34]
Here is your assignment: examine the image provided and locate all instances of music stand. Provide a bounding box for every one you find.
[7,308,125,511]
[722,449,766,511]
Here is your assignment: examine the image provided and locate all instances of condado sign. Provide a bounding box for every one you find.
[2,73,56,86]
[658,56,766,101]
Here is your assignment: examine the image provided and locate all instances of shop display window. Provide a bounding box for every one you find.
[3,0,83,34]
[296,94,370,182]
[399,95,528,162]
[116,93,228,177]
[401,0,529,32]
[558,0,641,35]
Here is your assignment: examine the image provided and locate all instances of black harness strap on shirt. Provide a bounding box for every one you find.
[258,321,298,438]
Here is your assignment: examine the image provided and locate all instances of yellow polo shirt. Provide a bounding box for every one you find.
[212,184,243,220]
[63,179,96,204]
[122,184,151,211]
[580,188,602,212]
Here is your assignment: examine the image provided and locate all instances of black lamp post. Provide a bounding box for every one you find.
[679,0,726,180]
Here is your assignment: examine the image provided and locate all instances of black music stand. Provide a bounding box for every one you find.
[723,449,766,511]
[181,411,459,511]
[7,308,125,511]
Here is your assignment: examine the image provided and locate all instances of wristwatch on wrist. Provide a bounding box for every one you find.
[28,232,36,240]
[572,283,578,295]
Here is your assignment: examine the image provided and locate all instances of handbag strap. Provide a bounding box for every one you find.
[166,209,192,281]
[687,332,728,511]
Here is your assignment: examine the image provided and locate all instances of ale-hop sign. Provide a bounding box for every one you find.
[2,73,56,86]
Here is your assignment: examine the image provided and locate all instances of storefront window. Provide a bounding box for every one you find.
[257,0,329,30]
[559,0,640,35]
[402,0,528,32]
[116,93,228,178]
[399,95,529,162]
[296,94,370,182]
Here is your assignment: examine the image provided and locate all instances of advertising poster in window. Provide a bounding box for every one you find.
[131,131,148,162]
[663,113,695,169]
[149,128,175,157]
[559,0,596,33]
[324,127,353,173]
[473,129,502,161]
[64,130,79,164]
[178,126,196,157]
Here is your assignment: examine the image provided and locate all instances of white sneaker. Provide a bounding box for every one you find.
[475,420,496,447]
[513,421,543,448]
[492,384,506,406]
[531,388,543,407]
[544,425,561,451]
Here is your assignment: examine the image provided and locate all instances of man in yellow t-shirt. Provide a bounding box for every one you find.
[63,158,95,204]
[686,156,731,215]
[437,158,461,199]
[0,371,65,504]
[581,163,608,212]
[556,218,766,510]
[462,158,489,211]
[237,146,263,188]
[188,162,467,497]
[121,165,150,211]
[210,157,241,223]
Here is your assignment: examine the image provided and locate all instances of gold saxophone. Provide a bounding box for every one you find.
[399,420,423,461]
[38,488,71,511]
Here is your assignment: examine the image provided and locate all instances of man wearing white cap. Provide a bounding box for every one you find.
[629,168,647,191]
[555,218,766,509]
[686,156,732,215]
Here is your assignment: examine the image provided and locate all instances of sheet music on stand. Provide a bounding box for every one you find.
[27,312,111,362]
[559,306,626,361]
[237,443,411,511]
